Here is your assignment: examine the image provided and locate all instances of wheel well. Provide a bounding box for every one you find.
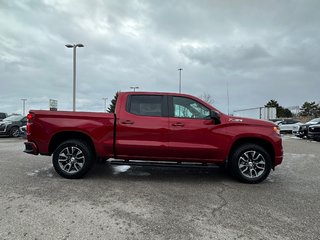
[49,131,96,157]
[229,138,275,168]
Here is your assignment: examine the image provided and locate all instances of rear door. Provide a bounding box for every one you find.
[116,94,169,159]
[168,96,224,161]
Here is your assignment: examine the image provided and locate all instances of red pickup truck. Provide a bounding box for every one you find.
[24,92,283,183]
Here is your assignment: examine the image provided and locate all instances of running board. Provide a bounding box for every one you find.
[109,160,221,169]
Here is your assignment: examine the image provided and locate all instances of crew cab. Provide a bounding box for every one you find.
[24,92,283,183]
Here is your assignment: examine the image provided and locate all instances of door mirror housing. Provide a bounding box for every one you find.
[210,110,221,124]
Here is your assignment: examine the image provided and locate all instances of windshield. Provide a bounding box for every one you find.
[306,118,320,124]
[3,115,23,122]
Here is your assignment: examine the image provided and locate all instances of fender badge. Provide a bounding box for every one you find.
[229,118,243,122]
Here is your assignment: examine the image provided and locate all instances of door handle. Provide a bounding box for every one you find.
[172,122,184,127]
[121,120,134,125]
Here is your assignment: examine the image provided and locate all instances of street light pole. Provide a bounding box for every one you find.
[178,68,183,93]
[102,97,108,112]
[130,86,139,92]
[65,43,84,111]
[21,98,27,115]
[226,80,230,115]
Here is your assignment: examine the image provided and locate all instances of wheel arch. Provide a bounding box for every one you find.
[228,137,275,169]
[49,131,96,157]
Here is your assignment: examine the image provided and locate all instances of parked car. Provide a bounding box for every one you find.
[0,112,8,121]
[294,118,320,138]
[308,124,320,141]
[277,119,302,134]
[0,115,27,137]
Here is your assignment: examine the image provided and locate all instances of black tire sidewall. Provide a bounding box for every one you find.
[52,140,94,179]
[10,127,19,137]
[230,144,271,184]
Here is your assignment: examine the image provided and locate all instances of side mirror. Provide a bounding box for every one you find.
[210,110,221,124]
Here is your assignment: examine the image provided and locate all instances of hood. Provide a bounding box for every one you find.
[300,123,317,128]
[1,120,13,124]
[226,116,275,127]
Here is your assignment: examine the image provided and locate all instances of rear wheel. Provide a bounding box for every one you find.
[230,144,271,184]
[52,139,94,179]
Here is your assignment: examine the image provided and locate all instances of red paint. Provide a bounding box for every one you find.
[24,92,283,167]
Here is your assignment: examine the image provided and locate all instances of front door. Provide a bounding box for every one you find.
[168,96,224,161]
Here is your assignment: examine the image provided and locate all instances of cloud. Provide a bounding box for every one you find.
[0,0,320,115]
[180,44,271,71]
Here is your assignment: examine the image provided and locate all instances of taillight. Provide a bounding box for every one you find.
[27,113,34,135]
[27,113,33,122]
[27,124,31,135]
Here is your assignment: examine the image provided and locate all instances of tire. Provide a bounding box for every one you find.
[229,144,271,184]
[52,139,94,179]
[9,127,20,137]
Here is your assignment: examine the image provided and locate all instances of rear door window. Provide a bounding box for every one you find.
[127,95,164,117]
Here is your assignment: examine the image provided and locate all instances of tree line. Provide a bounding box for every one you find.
[265,100,320,118]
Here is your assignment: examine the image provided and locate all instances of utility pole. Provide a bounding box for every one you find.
[178,68,183,93]
[21,98,27,115]
[226,80,230,115]
[102,97,108,112]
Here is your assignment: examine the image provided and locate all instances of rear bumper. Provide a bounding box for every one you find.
[24,142,39,155]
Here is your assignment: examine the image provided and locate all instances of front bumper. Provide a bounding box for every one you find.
[308,132,320,140]
[24,142,39,155]
[294,130,306,137]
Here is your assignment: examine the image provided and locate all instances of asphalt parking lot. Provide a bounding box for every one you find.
[0,136,319,240]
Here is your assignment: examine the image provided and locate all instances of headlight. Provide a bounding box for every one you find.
[273,126,280,135]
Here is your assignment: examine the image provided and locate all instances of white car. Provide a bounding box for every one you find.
[278,119,303,134]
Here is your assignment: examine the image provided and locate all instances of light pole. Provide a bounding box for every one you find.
[65,43,84,111]
[226,80,230,115]
[178,68,183,93]
[21,98,27,115]
[102,97,108,112]
[130,86,139,92]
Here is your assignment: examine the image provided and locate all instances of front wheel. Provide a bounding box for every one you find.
[229,144,271,184]
[52,140,94,179]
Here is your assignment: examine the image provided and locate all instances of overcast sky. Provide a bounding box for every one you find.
[1,0,319,115]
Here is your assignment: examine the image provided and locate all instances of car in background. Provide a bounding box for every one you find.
[294,118,320,138]
[277,119,302,134]
[0,115,27,137]
[0,112,8,121]
[308,124,320,141]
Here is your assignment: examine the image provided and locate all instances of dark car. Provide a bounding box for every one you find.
[308,124,320,141]
[0,115,27,137]
[0,112,8,121]
[294,118,320,138]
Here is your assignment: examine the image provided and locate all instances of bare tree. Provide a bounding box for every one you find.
[199,92,214,105]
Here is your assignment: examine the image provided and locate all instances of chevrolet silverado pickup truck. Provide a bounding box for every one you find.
[24,92,283,183]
